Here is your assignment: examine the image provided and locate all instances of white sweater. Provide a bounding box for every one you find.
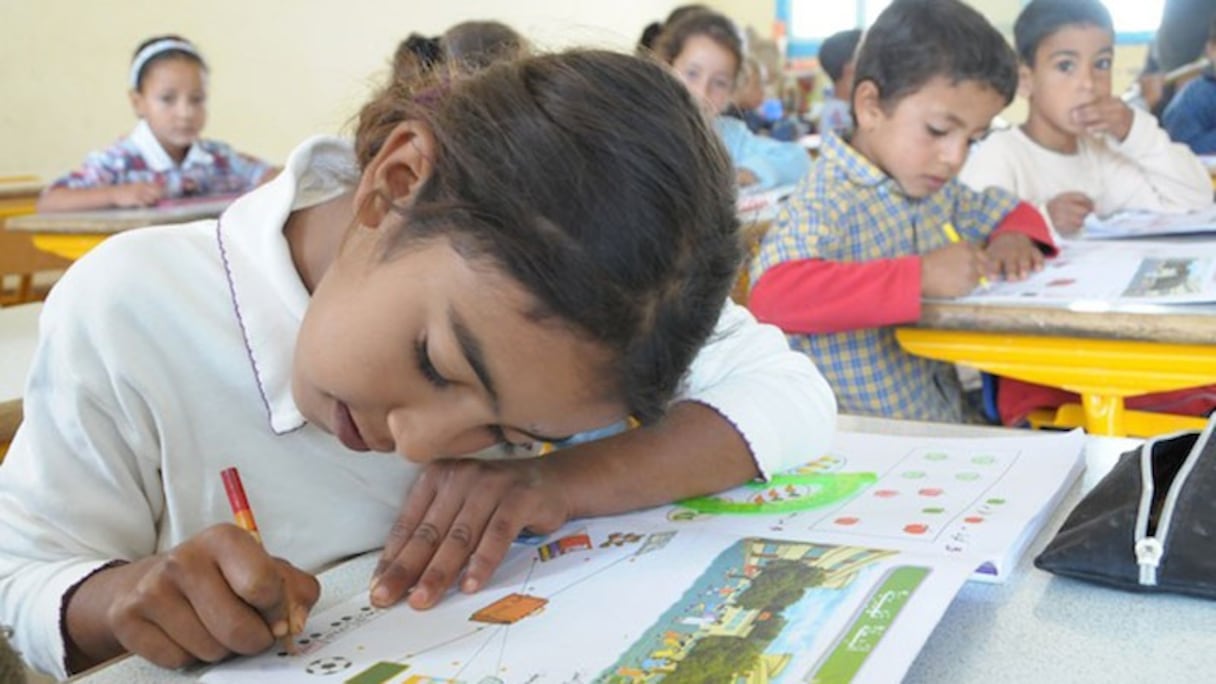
[960,107,1212,235]
[0,137,836,679]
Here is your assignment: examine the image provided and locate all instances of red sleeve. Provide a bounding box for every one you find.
[749,256,924,334]
[990,201,1058,257]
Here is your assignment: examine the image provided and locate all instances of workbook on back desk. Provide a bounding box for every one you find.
[202,429,1083,684]
[1080,204,1216,239]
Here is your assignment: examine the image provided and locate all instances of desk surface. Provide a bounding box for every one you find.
[918,298,1216,346]
[6,197,232,234]
[69,415,1213,684]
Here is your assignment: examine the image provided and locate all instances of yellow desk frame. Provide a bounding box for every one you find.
[895,328,1214,437]
[30,234,106,261]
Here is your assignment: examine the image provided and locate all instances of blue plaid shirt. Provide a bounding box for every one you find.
[752,132,1019,422]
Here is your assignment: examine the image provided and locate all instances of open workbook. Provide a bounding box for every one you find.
[952,239,1216,305]
[1079,205,1216,240]
[202,429,1085,684]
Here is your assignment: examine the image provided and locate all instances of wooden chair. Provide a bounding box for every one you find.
[0,400,20,462]
[0,224,70,306]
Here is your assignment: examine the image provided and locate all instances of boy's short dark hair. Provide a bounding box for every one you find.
[853,0,1017,108]
[818,29,863,84]
[1014,0,1114,65]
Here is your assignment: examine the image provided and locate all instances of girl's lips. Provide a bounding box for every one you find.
[334,400,370,452]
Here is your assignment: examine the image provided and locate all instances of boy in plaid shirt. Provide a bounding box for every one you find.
[750,0,1057,422]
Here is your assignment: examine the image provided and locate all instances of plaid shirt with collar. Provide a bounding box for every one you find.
[752,132,1019,422]
[50,121,271,199]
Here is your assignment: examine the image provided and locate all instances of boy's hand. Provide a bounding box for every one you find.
[985,232,1044,281]
[921,242,990,298]
[1045,192,1094,235]
[371,458,570,611]
[109,181,164,208]
[1072,96,1133,141]
[64,524,319,672]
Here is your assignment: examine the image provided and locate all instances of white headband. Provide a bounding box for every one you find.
[129,39,202,89]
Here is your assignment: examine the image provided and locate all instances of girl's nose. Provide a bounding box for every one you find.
[386,407,496,463]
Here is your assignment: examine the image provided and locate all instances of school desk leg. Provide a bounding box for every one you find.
[1081,394,1125,436]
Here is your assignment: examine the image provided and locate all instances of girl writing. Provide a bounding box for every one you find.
[655,10,811,189]
[0,50,834,678]
[37,35,275,212]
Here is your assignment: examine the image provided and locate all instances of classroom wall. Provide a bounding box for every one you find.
[0,1,682,180]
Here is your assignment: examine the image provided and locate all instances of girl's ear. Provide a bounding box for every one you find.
[128,89,146,118]
[353,121,437,229]
[851,80,883,132]
[1017,63,1033,99]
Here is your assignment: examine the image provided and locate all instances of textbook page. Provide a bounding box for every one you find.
[737,183,796,224]
[951,239,1216,304]
[1080,205,1216,240]
[203,519,973,684]
[658,428,1086,583]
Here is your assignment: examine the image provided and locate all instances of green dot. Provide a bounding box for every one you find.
[922,507,945,514]
[972,455,996,465]
[956,472,981,481]
[924,452,948,461]
[901,471,926,479]
[986,498,1006,505]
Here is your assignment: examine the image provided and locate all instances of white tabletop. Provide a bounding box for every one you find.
[0,302,42,403]
[67,415,1214,683]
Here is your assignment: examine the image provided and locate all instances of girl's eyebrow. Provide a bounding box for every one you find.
[449,307,574,444]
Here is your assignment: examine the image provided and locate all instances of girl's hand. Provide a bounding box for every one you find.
[1072,96,1134,141]
[64,524,319,673]
[985,232,1044,282]
[370,458,571,610]
[1045,192,1094,235]
[109,181,164,208]
[921,241,990,298]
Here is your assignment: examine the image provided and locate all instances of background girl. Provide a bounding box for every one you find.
[37,35,275,212]
[655,10,810,190]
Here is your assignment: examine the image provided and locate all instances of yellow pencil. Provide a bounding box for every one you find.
[940,222,989,288]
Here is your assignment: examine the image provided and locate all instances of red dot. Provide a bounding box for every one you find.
[904,523,929,535]
[918,488,943,497]
[874,489,899,498]
[835,516,860,525]
[964,516,984,524]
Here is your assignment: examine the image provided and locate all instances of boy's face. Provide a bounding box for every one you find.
[1020,25,1114,136]
[852,75,1006,198]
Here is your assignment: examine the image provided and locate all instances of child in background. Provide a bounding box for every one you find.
[723,57,771,134]
[0,50,834,678]
[636,4,709,56]
[1163,17,1216,155]
[38,35,274,212]
[959,0,1216,427]
[961,0,1210,238]
[749,0,1056,423]
[816,29,863,137]
[655,10,811,190]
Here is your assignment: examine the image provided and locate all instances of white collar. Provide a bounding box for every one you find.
[128,119,215,172]
[216,135,359,433]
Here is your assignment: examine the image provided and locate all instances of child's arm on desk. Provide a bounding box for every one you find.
[37,182,164,212]
[369,301,836,610]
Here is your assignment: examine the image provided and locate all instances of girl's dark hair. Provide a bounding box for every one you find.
[653,9,744,79]
[853,0,1018,109]
[1014,0,1114,65]
[394,33,442,78]
[355,50,741,422]
[131,34,206,91]
[636,4,712,55]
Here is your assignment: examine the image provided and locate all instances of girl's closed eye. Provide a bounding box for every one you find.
[415,337,450,388]
[926,125,948,137]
